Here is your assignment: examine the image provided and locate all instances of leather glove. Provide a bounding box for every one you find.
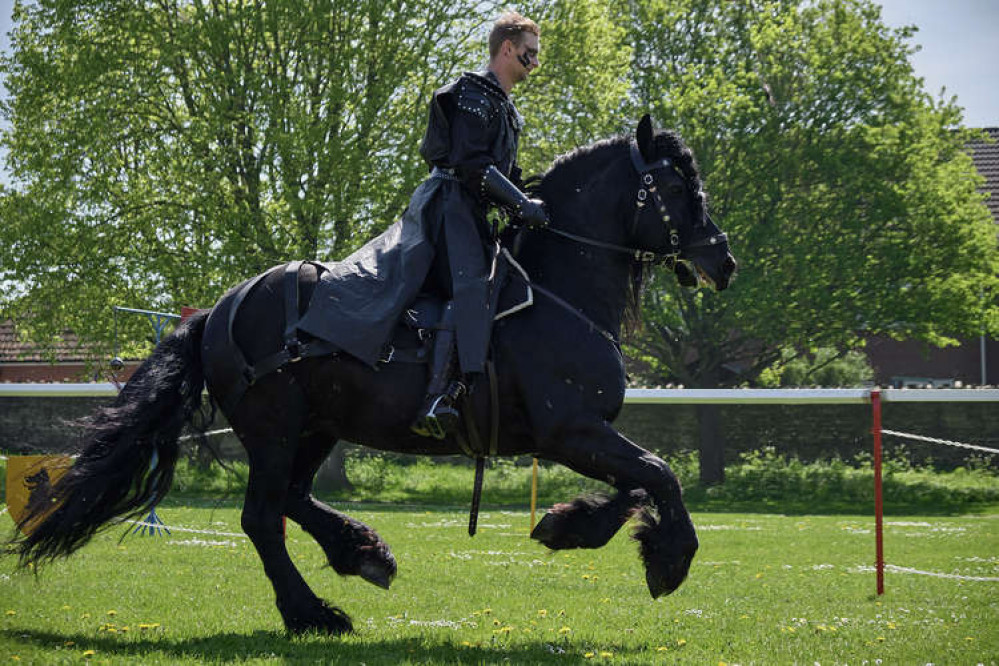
[480,165,548,227]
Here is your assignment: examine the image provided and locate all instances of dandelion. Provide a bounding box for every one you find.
[677,639,687,647]
[537,609,548,618]
[82,650,96,657]
[600,651,613,658]
[61,605,72,611]
[4,610,14,616]
[106,610,117,617]
[559,626,572,635]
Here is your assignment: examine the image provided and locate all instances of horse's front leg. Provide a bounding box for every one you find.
[535,421,697,598]
[284,435,397,590]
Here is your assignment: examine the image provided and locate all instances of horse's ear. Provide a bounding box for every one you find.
[636,114,654,161]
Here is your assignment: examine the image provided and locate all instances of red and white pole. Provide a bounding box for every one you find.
[871,388,885,595]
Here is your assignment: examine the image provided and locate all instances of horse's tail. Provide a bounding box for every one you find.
[8,311,210,566]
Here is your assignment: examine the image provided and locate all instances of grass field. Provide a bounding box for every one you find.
[2,499,997,664]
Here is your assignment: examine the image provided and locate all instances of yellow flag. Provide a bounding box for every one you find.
[5,455,73,535]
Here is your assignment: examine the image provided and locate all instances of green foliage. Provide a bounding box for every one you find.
[684,445,999,514]
[0,0,487,357]
[756,347,874,387]
[620,0,999,388]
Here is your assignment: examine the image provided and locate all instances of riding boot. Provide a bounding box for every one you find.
[411,302,466,440]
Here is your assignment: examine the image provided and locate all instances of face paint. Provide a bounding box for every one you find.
[517,50,531,68]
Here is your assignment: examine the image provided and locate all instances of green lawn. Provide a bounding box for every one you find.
[2,501,997,664]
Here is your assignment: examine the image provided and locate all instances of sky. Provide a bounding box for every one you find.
[0,0,995,182]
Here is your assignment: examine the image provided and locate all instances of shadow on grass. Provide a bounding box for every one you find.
[3,628,600,664]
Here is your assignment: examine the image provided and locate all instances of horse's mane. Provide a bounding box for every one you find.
[522,129,708,335]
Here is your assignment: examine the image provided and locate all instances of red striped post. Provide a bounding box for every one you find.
[871,388,885,595]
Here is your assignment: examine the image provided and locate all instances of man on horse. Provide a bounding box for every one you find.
[409,12,547,438]
[298,12,547,439]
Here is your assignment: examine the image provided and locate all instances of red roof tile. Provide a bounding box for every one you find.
[0,320,92,363]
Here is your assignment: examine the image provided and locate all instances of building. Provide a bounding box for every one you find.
[0,319,138,383]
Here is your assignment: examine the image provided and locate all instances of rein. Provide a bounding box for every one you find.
[540,140,727,269]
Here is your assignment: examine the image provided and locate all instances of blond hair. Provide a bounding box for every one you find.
[488,11,539,58]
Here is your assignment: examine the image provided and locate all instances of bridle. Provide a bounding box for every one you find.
[543,139,727,272]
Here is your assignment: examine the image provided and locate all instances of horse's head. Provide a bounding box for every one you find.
[630,115,737,291]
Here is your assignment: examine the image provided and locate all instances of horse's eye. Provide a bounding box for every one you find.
[667,183,684,196]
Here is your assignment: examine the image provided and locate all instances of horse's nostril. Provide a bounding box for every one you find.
[723,255,737,276]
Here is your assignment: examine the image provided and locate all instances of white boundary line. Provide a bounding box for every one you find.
[856,564,999,582]
[125,520,247,538]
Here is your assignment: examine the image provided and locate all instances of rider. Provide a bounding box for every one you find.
[410,12,548,438]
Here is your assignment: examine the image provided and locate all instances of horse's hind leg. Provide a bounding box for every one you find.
[284,435,397,589]
[535,421,697,599]
[236,387,352,635]
[531,487,649,550]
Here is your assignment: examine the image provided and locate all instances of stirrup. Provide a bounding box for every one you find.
[411,381,465,440]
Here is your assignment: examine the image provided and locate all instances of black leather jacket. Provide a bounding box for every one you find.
[419,70,524,193]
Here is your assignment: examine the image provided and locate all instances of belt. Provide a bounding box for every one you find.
[430,166,460,182]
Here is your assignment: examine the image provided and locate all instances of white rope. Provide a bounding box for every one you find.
[856,564,999,582]
[881,429,999,455]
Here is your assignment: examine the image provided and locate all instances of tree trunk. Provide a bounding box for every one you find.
[697,403,726,485]
[314,442,354,493]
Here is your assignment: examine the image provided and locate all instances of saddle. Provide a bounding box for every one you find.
[215,248,533,422]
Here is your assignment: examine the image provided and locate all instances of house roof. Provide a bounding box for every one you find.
[968,127,999,222]
[0,319,91,363]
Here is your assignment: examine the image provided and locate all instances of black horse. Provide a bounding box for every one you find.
[9,116,736,635]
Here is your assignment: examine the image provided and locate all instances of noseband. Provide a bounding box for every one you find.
[543,140,727,270]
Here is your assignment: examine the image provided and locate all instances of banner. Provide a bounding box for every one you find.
[5,455,73,535]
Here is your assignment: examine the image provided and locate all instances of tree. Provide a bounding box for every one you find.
[515,0,633,175]
[0,0,488,355]
[615,0,999,482]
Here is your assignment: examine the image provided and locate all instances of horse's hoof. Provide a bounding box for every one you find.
[359,558,394,590]
[282,599,354,636]
[632,508,697,598]
[645,563,685,599]
[530,510,567,549]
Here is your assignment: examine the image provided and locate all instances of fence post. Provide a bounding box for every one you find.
[871,388,885,596]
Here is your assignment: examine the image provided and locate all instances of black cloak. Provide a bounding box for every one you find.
[297,71,523,373]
